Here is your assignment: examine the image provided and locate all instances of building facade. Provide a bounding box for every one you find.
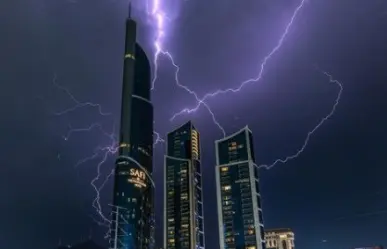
[215,126,265,249]
[110,9,154,249]
[164,121,205,249]
[264,229,294,249]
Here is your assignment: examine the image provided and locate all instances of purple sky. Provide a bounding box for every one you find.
[1,0,387,248]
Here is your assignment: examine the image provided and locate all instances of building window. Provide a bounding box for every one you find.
[221,167,228,172]
[181,193,188,200]
[222,185,231,191]
[282,240,287,249]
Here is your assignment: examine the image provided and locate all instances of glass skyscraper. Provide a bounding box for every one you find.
[164,121,205,249]
[215,126,265,249]
[110,8,154,249]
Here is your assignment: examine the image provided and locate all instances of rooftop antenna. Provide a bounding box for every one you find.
[128,1,132,18]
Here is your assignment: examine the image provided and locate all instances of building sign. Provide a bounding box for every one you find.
[128,168,147,188]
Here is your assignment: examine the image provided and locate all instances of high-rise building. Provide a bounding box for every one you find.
[110,4,154,249]
[163,121,205,249]
[264,229,294,249]
[215,126,265,249]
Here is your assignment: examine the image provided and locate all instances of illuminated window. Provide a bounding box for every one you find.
[222,185,231,191]
[181,193,188,200]
[168,239,175,243]
[225,238,234,243]
[168,218,174,222]
[221,167,228,172]
[246,247,256,249]
[228,146,237,151]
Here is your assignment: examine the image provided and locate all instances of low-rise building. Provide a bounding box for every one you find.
[264,228,294,249]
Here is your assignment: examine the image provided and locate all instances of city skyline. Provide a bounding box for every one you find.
[1,0,387,249]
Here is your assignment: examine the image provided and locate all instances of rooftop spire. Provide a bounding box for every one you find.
[128,1,132,18]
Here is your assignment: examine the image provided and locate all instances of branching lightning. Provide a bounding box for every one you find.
[51,75,164,227]
[52,73,111,116]
[51,0,343,237]
[148,0,226,136]
[153,130,165,147]
[169,0,307,122]
[150,0,343,171]
[258,70,343,169]
[149,0,308,137]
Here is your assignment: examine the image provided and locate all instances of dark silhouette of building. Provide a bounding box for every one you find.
[58,240,106,249]
[164,121,205,249]
[110,3,154,249]
[215,126,265,249]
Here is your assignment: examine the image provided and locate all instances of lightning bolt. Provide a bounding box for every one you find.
[170,0,307,121]
[148,0,342,171]
[153,130,165,147]
[148,0,226,136]
[50,74,163,227]
[258,70,343,169]
[52,73,111,116]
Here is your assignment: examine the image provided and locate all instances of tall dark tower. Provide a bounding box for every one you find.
[110,3,154,249]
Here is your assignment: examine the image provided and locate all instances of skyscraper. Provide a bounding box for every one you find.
[215,126,265,249]
[163,121,205,249]
[110,5,154,249]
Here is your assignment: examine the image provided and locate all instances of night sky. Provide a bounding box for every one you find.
[1,0,387,249]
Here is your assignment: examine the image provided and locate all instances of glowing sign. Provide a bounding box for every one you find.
[128,168,147,188]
